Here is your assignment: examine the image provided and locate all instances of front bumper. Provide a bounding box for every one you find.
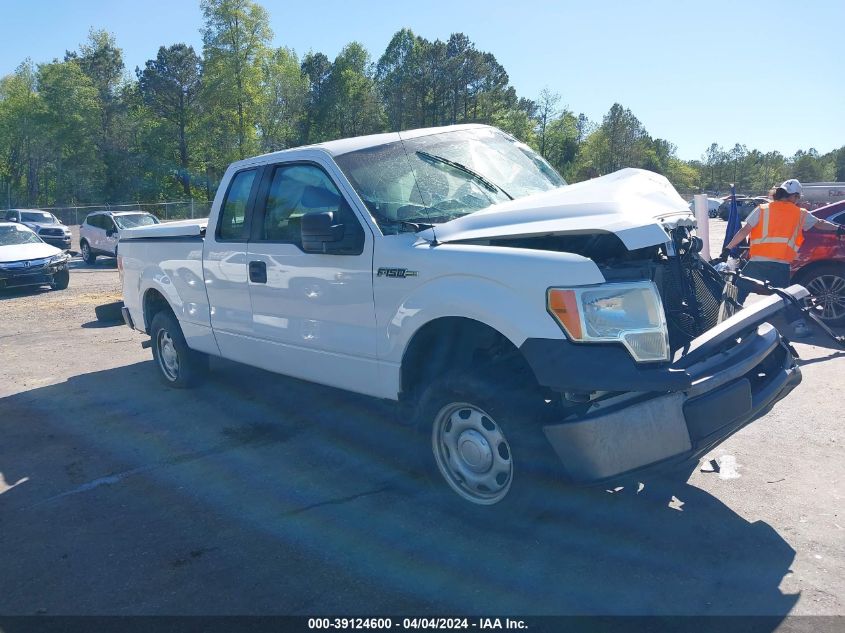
[521,286,807,484]
[0,261,68,289]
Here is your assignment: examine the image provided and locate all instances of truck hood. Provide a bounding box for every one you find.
[0,241,62,263]
[418,168,694,250]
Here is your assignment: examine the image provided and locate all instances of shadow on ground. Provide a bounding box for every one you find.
[0,358,798,618]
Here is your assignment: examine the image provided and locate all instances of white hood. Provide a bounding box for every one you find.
[419,168,694,250]
[0,241,62,263]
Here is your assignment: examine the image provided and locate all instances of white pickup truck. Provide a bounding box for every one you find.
[119,124,804,509]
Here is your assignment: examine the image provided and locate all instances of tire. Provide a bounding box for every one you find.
[51,268,70,290]
[95,300,124,322]
[796,263,845,326]
[81,240,97,264]
[149,310,208,388]
[414,369,559,514]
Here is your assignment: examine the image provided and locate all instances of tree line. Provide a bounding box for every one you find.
[1,0,843,210]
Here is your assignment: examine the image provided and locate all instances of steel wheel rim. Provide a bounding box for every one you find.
[807,274,845,321]
[156,329,180,381]
[432,402,513,505]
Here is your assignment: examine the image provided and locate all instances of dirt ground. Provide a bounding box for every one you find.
[0,219,842,620]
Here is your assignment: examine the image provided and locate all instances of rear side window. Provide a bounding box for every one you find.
[218,169,257,241]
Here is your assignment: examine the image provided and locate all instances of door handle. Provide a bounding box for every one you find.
[249,260,267,284]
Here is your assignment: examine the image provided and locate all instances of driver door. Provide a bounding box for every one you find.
[245,160,379,396]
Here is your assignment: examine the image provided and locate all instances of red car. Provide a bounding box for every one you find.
[792,199,845,325]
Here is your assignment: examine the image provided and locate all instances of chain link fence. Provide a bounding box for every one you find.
[43,200,212,226]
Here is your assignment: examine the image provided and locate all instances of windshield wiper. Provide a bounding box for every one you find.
[415,150,513,200]
[398,219,436,232]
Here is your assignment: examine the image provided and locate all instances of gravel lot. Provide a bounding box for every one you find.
[0,219,842,619]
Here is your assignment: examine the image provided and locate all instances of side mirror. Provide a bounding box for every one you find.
[106,228,116,237]
[301,211,345,253]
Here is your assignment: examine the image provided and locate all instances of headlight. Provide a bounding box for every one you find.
[547,281,670,362]
[49,253,68,264]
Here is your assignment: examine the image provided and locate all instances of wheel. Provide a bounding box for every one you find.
[415,370,559,513]
[51,268,70,290]
[149,310,208,388]
[797,263,845,326]
[81,241,97,264]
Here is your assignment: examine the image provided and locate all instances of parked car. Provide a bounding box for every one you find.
[791,199,845,325]
[4,208,72,250]
[687,197,722,218]
[717,196,768,221]
[79,210,160,263]
[0,222,70,290]
[119,124,803,511]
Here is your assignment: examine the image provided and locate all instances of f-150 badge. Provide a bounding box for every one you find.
[377,268,418,278]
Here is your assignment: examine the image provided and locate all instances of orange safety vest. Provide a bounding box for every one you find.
[748,200,806,263]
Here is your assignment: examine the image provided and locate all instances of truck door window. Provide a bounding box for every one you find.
[254,163,364,253]
[217,169,257,241]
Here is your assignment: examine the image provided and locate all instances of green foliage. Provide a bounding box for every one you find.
[0,3,840,207]
[258,47,308,152]
[200,0,272,161]
[137,44,203,195]
[38,60,103,203]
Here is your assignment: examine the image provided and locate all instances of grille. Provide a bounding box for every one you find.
[1,273,51,288]
[658,259,724,352]
[39,228,64,237]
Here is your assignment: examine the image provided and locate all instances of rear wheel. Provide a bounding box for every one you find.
[150,310,208,388]
[81,241,97,264]
[415,370,559,513]
[797,263,845,326]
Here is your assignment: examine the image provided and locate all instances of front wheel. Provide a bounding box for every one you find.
[51,268,70,290]
[150,310,208,388]
[416,371,559,512]
[81,241,97,264]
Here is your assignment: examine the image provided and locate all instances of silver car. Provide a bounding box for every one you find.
[79,211,160,263]
[4,209,72,250]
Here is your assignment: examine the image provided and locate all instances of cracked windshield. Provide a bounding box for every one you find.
[335,127,565,233]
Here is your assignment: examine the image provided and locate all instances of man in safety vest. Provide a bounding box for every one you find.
[724,178,842,335]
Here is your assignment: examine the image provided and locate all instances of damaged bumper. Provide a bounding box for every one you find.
[520,285,807,484]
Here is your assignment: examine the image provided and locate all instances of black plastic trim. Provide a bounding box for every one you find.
[520,338,689,393]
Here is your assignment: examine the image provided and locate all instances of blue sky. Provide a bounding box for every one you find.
[2,0,842,161]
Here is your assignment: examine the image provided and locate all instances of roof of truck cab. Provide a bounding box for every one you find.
[245,123,491,165]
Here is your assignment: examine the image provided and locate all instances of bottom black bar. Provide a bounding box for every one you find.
[0,616,841,633]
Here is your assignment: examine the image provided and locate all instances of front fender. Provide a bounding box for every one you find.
[381,275,568,364]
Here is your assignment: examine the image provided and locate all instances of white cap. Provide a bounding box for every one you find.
[780,179,802,195]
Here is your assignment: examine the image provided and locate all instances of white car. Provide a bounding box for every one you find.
[79,211,160,264]
[0,222,70,290]
[687,197,722,218]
